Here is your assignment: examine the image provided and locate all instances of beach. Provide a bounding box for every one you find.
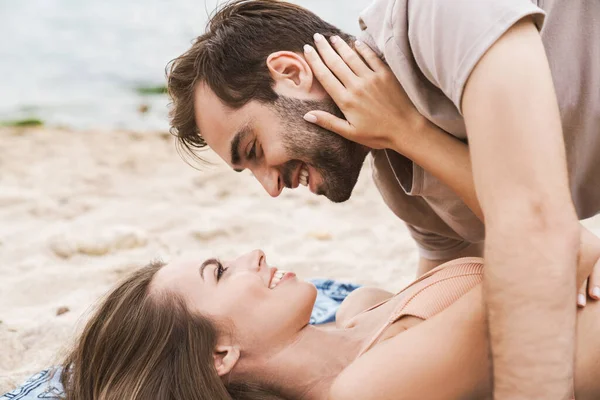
[0,126,421,391]
[2,126,599,392]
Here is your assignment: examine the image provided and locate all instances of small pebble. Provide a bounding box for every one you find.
[191,228,230,242]
[306,231,333,241]
[48,226,148,258]
[56,306,70,316]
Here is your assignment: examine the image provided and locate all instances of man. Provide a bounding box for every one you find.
[167,0,600,397]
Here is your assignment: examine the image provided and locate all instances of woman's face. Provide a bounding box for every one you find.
[152,250,317,350]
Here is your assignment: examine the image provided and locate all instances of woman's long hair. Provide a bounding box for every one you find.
[60,260,286,400]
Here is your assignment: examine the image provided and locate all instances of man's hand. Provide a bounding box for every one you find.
[577,227,600,307]
[578,266,600,307]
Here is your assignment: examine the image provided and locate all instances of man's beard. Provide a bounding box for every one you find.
[272,96,368,203]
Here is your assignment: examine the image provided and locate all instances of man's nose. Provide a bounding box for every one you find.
[253,167,283,197]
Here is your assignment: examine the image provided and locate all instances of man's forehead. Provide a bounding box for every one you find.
[194,83,244,165]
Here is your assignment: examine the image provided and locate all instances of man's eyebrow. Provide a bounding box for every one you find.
[230,123,253,167]
[199,258,220,281]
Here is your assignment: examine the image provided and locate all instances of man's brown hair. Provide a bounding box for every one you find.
[166,0,353,161]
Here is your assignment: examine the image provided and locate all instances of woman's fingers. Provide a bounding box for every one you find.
[303,111,353,138]
[303,44,346,103]
[329,35,373,76]
[355,40,387,72]
[578,279,588,307]
[588,258,600,300]
[312,33,356,87]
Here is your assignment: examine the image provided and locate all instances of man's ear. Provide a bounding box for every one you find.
[213,344,241,377]
[267,51,319,97]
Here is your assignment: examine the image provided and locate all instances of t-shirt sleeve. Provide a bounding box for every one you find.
[406,0,545,113]
[406,223,473,261]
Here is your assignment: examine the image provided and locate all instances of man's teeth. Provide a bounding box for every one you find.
[299,167,309,187]
[269,270,287,289]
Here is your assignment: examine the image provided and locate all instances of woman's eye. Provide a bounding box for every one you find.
[216,264,228,281]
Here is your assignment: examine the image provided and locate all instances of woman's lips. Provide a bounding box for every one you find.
[269,270,296,289]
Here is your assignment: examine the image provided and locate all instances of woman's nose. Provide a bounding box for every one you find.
[233,249,265,271]
[252,249,266,270]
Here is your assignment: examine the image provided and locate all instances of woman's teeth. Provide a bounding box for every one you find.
[299,166,309,187]
[269,270,287,289]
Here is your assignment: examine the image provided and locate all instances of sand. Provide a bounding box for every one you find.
[1,126,599,393]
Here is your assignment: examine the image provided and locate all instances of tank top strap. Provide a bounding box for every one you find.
[346,257,483,326]
[355,257,484,358]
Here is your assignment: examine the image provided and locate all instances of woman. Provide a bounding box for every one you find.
[61,252,599,399]
[61,45,600,400]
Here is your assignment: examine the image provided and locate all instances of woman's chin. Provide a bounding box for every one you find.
[291,282,319,320]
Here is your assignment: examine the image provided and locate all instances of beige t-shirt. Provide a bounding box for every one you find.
[359,0,600,260]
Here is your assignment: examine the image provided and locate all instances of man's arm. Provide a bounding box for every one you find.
[462,18,579,398]
[304,19,596,396]
[401,92,599,292]
[302,24,599,301]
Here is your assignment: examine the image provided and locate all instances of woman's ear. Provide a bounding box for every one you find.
[213,344,240,377]
[266,51,316,97]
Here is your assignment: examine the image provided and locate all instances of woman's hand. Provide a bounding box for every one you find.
[303,33,425,151]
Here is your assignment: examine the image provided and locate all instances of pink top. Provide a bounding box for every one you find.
[353,257,484,358]
[350,257,576,399]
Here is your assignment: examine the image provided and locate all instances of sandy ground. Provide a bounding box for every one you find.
[1,126,599,393]
[0,126,419,392]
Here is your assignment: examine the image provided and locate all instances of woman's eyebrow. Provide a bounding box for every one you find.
[199,258,220,281]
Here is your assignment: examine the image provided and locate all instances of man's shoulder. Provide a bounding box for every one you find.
[359,0,408,56]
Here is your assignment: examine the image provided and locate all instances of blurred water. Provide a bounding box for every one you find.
[0,0,372,131]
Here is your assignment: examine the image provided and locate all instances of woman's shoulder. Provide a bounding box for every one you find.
[329,286,489,400]
[336,257,484,328]
[335,287,394,328]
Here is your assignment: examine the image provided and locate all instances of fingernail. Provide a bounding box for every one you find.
[578,293,586,307]
[303,113,317,123]
[330,35,338,44]
[313,33,323,42]
[593,287,600,299]
[355,40,362,47]
[303,44,313,53]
